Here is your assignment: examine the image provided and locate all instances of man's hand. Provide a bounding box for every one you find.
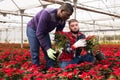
[72,39,86,49]
[47,48,56,60]
[63,41,73,53]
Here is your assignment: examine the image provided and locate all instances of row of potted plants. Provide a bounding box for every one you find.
[0,43,120,80]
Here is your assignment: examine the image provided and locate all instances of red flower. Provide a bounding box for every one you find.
[65,64,77,69]
[36,78,43,80]
[67,72,73,79]
[113,68,120,76]
[80,48,87,56]
[0,78,3,80]
[85,35,95,40]
[2,68,13,77]
[73,69,79,75]
[62,72,69,77]
[79,72,90,79]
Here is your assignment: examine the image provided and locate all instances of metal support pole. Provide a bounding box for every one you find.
[73,0,77,19]
[21,15,23,48]
[20,10,24,48]
[5,29,8,43]
[0,30,2,42]
[93,21,95,34]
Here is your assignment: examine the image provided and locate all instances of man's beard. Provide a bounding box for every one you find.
[71,30,79,34]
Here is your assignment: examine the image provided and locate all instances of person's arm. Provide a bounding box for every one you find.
[72,34,86,49]
[56,22,65,32]
[36,10,51,51]
[64,34,86,53]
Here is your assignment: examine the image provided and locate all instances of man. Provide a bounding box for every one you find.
[58,19,95,69]
[26,3,73,69]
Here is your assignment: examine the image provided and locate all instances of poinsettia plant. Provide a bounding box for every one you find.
[84,35,100,53]
[80,35,105,60]
[53,31,70,57]
[54,31,69,49]
[53,32,99,52]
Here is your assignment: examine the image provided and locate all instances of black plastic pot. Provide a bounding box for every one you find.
[95,51,106,61]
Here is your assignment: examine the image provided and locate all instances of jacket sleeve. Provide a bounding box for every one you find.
[75,33,86,55]
[36,10,51,51]
[77,34,86,40]
[55,22,65,32]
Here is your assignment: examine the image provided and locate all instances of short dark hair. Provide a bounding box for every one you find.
[59,3,73,13]
[68,19,78,25]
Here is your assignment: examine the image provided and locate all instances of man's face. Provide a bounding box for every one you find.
[69,21,79,34]
[59,10,72,20]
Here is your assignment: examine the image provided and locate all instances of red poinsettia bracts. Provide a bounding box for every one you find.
[0,38,120,79]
